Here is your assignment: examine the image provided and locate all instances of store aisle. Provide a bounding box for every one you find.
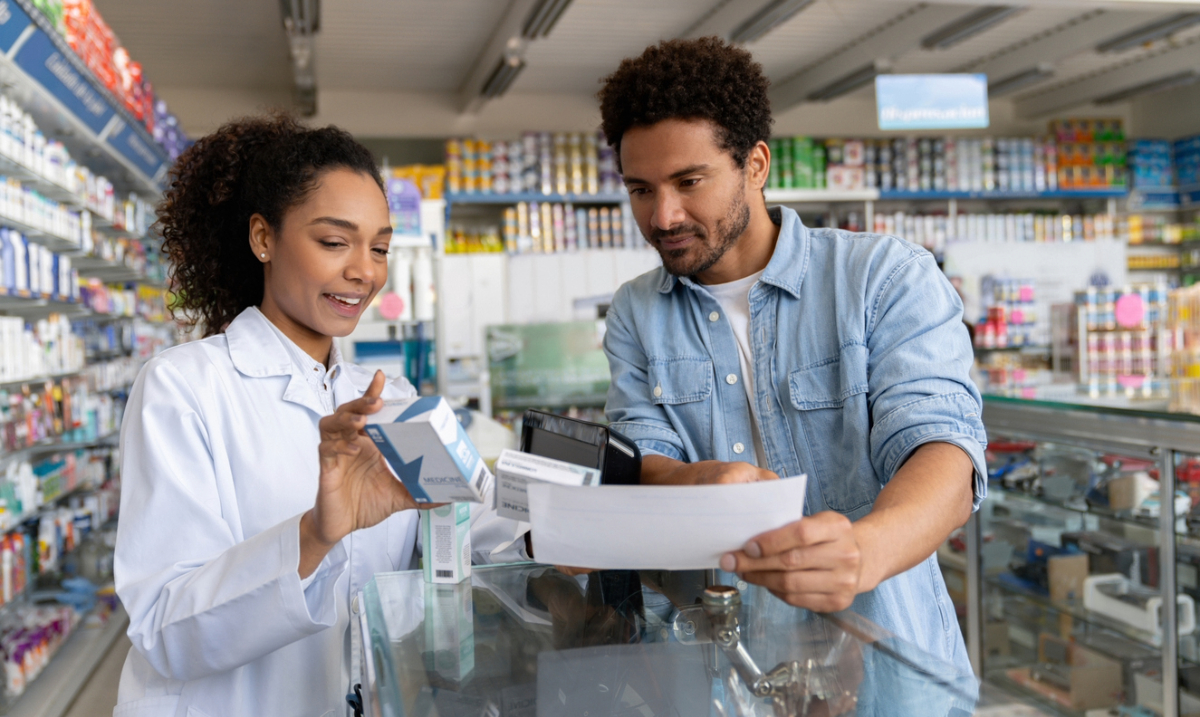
[62,635,127,717]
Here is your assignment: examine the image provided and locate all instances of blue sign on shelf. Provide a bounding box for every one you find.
[876,74,989,131]
[105,121,166,180]
[14,30,113,135]
[0,0,32,55]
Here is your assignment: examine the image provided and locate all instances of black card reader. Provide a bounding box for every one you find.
[519,410,642,485]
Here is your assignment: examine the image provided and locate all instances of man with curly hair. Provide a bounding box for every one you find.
[599,38,984,681]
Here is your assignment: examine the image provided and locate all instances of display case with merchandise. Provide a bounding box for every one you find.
[947,381,1200,716]
[360,564,979,717]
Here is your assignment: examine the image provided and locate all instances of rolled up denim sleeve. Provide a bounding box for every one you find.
[866,249,988,509]
[603,289,686,461]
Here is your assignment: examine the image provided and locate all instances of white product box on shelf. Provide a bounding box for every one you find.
[1083,573,1196,638]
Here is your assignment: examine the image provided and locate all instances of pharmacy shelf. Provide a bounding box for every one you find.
[764,188,878,203]
[0,289,84,318]
[0,288,166,321]
[986,574,1182,655]
[991,484,1164,537]
[0,368,92,390]
[0,0,170,195]
[0,429,120,469]
[444,192,628,205]
[5,605,128,717]
[89,211,153,244]
[878,189,1128,201]
[974,345,1051,354]
[0,213,83,254]
[70,255,146,284]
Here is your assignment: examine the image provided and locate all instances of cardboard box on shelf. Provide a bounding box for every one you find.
[1048,553,1089,603]
[1006,637,1123,710]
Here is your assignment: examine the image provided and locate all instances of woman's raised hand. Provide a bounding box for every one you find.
[299,371,424,577]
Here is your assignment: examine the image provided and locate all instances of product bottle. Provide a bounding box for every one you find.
[412,247,435,322]
[391,250,420,323]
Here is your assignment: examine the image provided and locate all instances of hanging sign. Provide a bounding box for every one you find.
[876,74,989,131]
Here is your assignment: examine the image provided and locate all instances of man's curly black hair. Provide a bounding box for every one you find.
[598,37,773,170]
[158,114,383,336]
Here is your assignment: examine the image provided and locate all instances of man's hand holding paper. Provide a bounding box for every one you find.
[720,511,863,613]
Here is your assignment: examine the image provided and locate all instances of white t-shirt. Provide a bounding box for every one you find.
[703,270,768,468]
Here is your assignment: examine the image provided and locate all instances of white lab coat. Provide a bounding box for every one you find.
[112,307,527,717]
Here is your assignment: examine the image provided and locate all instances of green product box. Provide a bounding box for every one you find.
[768,139,782,189]
[422,502,472,584]
[793,136,814,189]
[813,144,827,189]
[779,139,795,188]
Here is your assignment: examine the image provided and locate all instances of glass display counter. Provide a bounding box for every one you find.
[361,564,978,717]
[943,380,1200,717]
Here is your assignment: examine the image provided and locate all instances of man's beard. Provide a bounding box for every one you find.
[649,190,751,278]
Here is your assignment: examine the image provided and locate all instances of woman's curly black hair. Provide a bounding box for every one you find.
[598,37,773,169]
[158,114,383,336]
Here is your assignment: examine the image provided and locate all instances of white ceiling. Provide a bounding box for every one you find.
[90,0,1200,136]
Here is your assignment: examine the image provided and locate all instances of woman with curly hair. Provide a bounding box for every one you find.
[112,115,526,717]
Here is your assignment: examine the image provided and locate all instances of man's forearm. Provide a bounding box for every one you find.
[641,454,778,485]
[852,442,974,592]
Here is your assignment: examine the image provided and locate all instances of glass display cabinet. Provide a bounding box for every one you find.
[360,564,978,717]
[946,381,1200,717]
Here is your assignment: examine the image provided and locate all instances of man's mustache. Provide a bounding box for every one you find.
[650,225,707,243]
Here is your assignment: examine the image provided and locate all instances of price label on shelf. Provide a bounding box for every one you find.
[0,0,33,55]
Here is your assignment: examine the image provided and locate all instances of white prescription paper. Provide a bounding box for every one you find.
[526,476,807,571]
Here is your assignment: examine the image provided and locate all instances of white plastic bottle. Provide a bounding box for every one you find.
[411,247,435,322]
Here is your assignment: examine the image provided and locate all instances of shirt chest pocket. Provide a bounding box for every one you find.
[648,357,714,462]
[786,345,877,516]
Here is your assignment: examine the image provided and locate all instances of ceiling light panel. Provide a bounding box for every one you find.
[891,5,1080,76]
[987,64,1054,96]
[1096,12,1200,54]
[730,0,816,45]
[921,5,1022,51]
[522,0,574,40]
[517,0,700,93]
[1094,69,1200,104]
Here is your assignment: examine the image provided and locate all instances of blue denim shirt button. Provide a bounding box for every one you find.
[726,374,738,385]
[653,385,662,398]
[733,442,745,454]
[708,311,720,322]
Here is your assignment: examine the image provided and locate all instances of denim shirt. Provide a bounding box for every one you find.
[603,206,987,673]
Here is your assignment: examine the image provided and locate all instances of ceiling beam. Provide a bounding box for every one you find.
[966,8,1173,82]
[769,5,976,110]
[1013,39,1200,117]
[682,0,775,39]
[457,0,540,114]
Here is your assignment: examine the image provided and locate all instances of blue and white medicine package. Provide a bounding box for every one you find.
[365,396,490,503]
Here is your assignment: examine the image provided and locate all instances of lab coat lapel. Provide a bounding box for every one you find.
[224,308,330,417]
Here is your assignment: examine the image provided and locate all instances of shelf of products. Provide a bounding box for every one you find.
[953,390,1200,716]
[445,133,618,197]
[766,119,1127,195]
[0,0,187,194]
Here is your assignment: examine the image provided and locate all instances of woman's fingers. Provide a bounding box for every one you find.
[318,438,362,460]
[330,371,389,427]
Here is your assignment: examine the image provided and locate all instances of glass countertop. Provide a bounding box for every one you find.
[361,563,978,717]
[983,377,1200,424]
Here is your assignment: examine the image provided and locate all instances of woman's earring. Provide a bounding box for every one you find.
[260,253,267,259]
